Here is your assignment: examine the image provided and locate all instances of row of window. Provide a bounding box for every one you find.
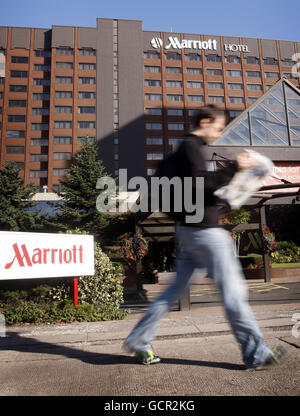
[144,66,286,78]
[6,72,96,84]
[3,120,96,129]
[1,49,96,60]
[145,80,265,90]
[144,52,296,67]
[1,88,96,99]
[8,62,96,71]
[145,93,251,103]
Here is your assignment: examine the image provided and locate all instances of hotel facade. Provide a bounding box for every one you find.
[0,18,300,192]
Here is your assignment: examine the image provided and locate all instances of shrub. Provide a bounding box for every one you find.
[270,241,300,264]
[48,243,125,308]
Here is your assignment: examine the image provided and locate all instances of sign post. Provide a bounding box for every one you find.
[71,277,79,307]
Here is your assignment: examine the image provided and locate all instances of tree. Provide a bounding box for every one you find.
[0,162,41,231]
[52,139,112,234]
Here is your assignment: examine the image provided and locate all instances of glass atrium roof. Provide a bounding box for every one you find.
[215,78,300,146]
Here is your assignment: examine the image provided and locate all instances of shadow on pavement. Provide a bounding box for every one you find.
[0,332,245,371]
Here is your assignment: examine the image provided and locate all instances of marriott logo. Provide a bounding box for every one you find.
[4,243,84,269]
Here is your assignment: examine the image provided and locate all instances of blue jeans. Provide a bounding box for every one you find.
[125,227,271,368]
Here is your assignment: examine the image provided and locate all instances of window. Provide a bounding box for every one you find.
[11,56,28,63]
[11,70,28,78]
[34,78,50,86]
[78,91,95,99]
[144,65,161,73]
[247,84,262,91]
[78,77,95,84]
[9,100,26,107]
[188,95,204,102]
[0,92,2,99]
[169,137,184,146]
[165,53,181,61]
[6,130,25,138]
[145,79,161,87]
[166,80,182,88]
[145,108,162,115]
[8,115,25,122]
[206,55,221,62]
[32,123,49,130]
[147,152,164,160]
[53,168,69,176]
[33,93,50,100]
[167,94,183,102]
[30,154,48,162]
[264,58,277,65]
[265,72,279,78]
[207,82,223,89]
[54,121,72,129]
[10,85,27,92]
[54,136,72,145]
[208,96,224,103]
[283,72,293,79]
[34,64,51,71]
[226,56,241,64]
[282,60,296,67]
[56,62,73,69]
[186,54,201,62]
[144,52,160,59]
[188,109,199,116]
[246,71,260,77]
[227,83,243,90]
[145,123,162,130]
[53,152,72,160]
[77,121,95,129]
[248,97,258,104]
[146,137,163,145]
[166,67,182,74]
[30,170,48,178]
[79,49,96,56]
[55,106,72,114]
[6,146,24,154]
[186,67,202,75]
[187,81,203,88]
[35,50,51,57]
[79,63,96,70]
[77,136,95,144]
[226,70,242,77]
[32,108,49,115]
[229,110,242,119]
[229,96,244,103]
[245,57,259,64]
[147,168,156,176]
[168,123,184,130]
[167,109,183,116]
[31,138,49,146]
[145,93,162,101]
[56,48,73,55]
[207,69,222,76]
[78,106,95,114]
[56,76,73,84]
[55,90,72,99]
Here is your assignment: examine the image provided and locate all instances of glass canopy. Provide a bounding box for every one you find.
[215,79,300,146]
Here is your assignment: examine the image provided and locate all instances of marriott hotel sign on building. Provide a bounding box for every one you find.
[0,232,94,280]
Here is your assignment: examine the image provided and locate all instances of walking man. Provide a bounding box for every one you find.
[124,104,285,370]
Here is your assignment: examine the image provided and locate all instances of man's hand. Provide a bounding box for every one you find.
[236,152,254,169]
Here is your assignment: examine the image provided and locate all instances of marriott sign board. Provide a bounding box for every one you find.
[0,231,94,280]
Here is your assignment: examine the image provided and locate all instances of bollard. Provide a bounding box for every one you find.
[0,313,6,338]
[179,287,190,311]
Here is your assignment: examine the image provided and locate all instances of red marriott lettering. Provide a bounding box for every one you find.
[5,243,84,269]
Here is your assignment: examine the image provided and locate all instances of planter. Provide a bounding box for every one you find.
[244,266,300,279]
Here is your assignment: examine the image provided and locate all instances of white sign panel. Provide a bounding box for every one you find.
[0,231,94,280]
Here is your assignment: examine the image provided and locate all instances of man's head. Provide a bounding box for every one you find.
[192,104,227,143]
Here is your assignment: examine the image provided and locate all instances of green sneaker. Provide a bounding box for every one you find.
[246,346,286,371]
[135,349,161,365]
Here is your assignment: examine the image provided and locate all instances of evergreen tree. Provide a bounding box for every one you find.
[53,140,112,233]
[0,162,41,231]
